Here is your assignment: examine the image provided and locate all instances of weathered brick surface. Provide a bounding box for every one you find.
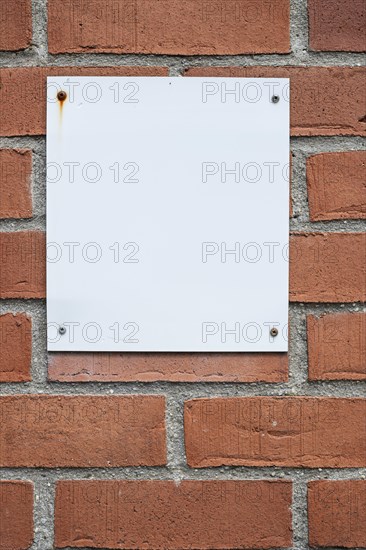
[48,352,288,382]
[309,0,366,52]
[0,395,166,467]
[0,231,46,298]
[0,0,32,51]
[0,149,32,218]
[184,397,366,468]
[185,67,366,136]
[2,2,366,546]
[307,151,366,221]
[0,481,34,550]
[55,480,292,549]
[307,313,366,381]
[0,313,32,382]
[308,480,366,548]
[290,233,366,303]
[0,67,168,136]
[48,0,290,55]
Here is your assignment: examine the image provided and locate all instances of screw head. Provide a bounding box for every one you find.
[271,95,280,104]
[59,326,66,335]
[57,90,67,102]
[270,327,279,337]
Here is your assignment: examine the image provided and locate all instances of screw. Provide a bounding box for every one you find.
[271,95,280,104]
[270,327,278,337]
[59,326,66,335]
[57,90,67,102]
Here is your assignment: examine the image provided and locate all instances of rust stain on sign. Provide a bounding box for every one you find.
[57,90,67,124]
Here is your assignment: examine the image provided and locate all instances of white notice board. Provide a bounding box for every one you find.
[47,77,289,352]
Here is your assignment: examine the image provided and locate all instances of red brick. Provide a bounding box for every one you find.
[0,0,32,51]
[0,395,166,467]
[185,67,366,136]
[184,397,366,468]
[48,0,290,56]
[308,480,366,548]
[309,0,366,52]
[290,233,366,303]
[0,231,45,298]
[308,313,366,381]
[55,480,292,549]
[0,67,168,137]
[0,149,32,218]
[48,352,288,383]
[0,481,33,550]
[307,151,366,221]
[0,313,32,382]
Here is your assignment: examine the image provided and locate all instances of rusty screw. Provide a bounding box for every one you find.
[270,327,278,337]
[271,95,280,104]
[59,326,66,335]
[57,90,67,102]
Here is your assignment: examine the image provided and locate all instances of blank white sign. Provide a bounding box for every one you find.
[47,77,289,352]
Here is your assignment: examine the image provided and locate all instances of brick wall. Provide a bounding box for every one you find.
[0,1,365,549]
